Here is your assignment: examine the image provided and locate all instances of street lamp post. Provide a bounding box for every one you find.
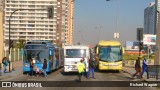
[106,0,119,40]
[8,9,19,59]
[8,9,22,72]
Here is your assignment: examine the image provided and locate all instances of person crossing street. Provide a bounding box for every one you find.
[142,57,148,78]
[76,58,85,82]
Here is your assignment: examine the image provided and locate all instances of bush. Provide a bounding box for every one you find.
[123,54,139,60]
[123,54,155,60]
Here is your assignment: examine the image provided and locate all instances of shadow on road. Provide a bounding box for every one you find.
[60,70,78,76]
[96,70,120,73]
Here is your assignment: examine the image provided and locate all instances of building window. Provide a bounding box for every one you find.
[49,29,53,31]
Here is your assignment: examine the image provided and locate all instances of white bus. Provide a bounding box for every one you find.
[63,45,90,72]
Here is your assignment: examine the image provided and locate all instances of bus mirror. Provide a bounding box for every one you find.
[121,46,124,54]
[96,47,99,54]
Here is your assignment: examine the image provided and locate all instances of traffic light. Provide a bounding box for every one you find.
[9,40,14,48]
[139,42,143,51]
[48,6,54,19]
[137,28,143,41]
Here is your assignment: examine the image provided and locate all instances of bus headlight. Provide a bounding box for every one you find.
[24,64,29,67]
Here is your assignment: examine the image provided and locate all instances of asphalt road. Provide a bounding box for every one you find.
[1,68,159,90]
[4,68,131,81]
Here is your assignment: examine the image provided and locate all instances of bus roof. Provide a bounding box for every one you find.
[98,40,121,46]
[25,40,56,48]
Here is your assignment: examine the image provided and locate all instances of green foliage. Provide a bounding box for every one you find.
[13,39,25,49]
[141,54,155,59]
[123,54,139,60]
[123,54,155,60]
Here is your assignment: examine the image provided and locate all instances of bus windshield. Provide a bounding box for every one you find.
[24,45,48,50]
[23,50,48,63]
[99,46,122,62]
[66,49,86,58]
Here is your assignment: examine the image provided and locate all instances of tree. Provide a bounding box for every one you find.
[13,39,25,49]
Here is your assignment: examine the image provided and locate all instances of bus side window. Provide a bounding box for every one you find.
[49,49,53,61]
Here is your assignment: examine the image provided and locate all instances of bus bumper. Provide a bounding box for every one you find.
[99,62,122,70]
[64,65,78,72]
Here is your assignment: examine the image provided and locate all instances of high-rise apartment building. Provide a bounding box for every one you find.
[67,0,74,45]
[144,0,160,35]
[144,2,156,34]
[4,0,74,47]
[4,0,57,45]
[56,0,74,45]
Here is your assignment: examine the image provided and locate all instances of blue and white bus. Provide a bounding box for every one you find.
[22,41,63,73]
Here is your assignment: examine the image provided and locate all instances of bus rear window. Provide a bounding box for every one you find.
[66,49,86,58]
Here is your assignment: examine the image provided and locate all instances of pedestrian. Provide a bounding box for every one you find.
[82,58,87,77]
[34,66,40,77]
[132,57,142,79]
[142,57,148,78]
[76,59,85,82]
[2,57,9,73]
[30,58,34,76]
[87,58,96,79]
[43,59,47,77]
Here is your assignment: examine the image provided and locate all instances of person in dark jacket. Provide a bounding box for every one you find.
[30,58,34,76]
[132,57,142,79]
[43,59,47,77]
[87,58,96,79]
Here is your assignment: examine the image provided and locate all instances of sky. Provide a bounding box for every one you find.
[73,0,155,46]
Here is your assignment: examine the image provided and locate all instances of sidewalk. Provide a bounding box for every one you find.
[0,60,22,80]
[122,66,160,81]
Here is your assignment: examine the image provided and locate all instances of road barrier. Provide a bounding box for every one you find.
[3,48,23,62]
[123,59,154,67]
[147,65,160,80]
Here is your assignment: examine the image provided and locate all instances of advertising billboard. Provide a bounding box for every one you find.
[143,34,156,45]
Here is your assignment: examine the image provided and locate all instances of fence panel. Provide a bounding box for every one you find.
[3,48,22,61]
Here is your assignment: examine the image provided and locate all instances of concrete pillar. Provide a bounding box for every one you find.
[154,13,160,65]
[18,48,19,61]
[14,48,15,61]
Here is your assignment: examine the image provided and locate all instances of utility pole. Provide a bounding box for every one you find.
[106,0,120,40]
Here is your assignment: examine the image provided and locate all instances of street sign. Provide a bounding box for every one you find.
[114,32,119,39]
[137,28,143,41]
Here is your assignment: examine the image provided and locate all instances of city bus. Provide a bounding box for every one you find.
[95,40,123,72]
[55,46,64,68]
[22,41,63,73]
[63,45,90,72]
